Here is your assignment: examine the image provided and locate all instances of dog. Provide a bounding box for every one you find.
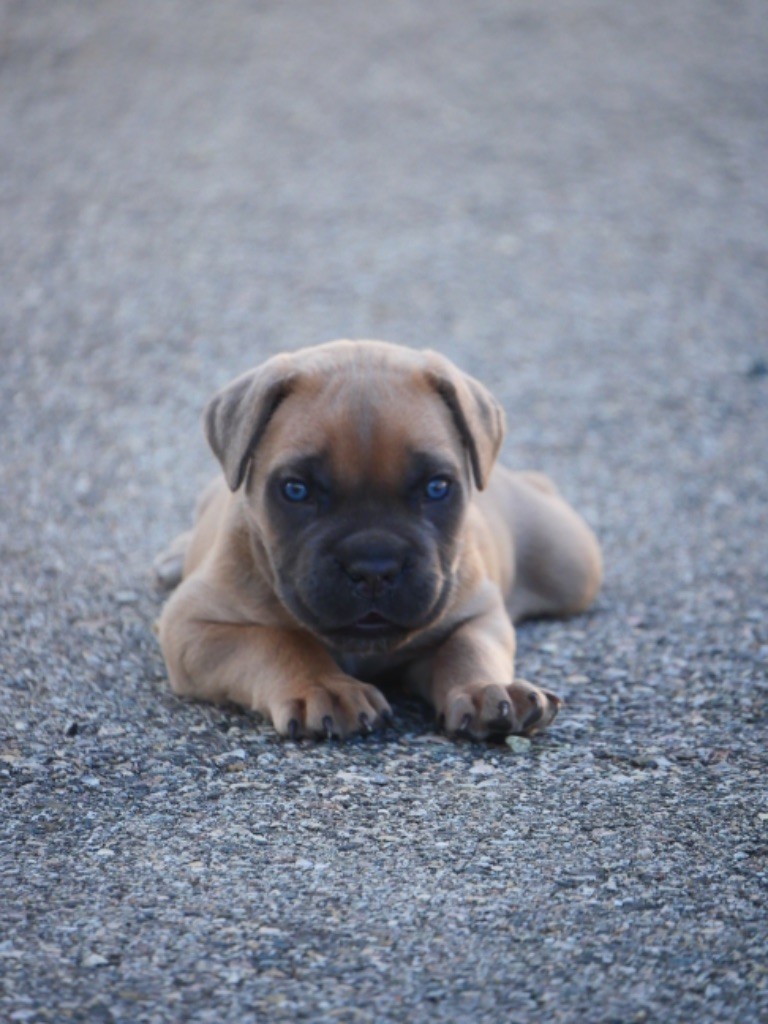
[155,339,602,740]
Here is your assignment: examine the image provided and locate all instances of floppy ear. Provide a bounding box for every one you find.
[425,356,506,490]
[203,355,298,491]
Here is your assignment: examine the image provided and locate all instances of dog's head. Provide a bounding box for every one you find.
[204,340,505,653]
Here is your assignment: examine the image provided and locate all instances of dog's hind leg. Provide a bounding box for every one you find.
[489,469,603,622]
[153,477,226,589]
[153,530,193,590]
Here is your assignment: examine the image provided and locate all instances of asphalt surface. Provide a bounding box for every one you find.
[1,2,766,1022]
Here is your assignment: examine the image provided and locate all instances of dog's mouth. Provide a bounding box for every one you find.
[352,611,395,633]
[283,575,453,652]
[324,610,407,646]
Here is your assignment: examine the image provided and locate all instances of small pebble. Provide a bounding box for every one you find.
[505,736,533,754]
[81,953,109,968]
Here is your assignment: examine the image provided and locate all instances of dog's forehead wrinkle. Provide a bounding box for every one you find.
[262,360,465,492]
[279,379,426,474]
[318,361,420,408]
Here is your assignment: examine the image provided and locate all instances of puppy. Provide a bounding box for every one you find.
[156,340,602,739]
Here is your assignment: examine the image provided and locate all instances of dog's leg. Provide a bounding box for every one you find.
[153,530,193,590]
[410,594,562,740]
[158,582,391,739]
[502,471,603,622]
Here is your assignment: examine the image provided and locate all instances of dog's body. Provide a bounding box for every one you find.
[157,340,602,740]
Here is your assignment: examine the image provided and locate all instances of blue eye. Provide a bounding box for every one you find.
[425,476,452,501]
[282,479,310,502]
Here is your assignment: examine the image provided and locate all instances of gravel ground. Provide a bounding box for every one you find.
[1,2,766,1022]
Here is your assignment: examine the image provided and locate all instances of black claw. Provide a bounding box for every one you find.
[459,713,472,734]
[522,695,543,731]
[322,715,334,740]
[288,718,300,741]
[498,700,511,720]
[382,711,396,730]
[359,712,372,734]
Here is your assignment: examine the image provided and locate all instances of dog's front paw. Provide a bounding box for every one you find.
[269,676,392,740]
[440,679,562,740]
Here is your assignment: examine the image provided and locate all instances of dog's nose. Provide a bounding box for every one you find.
[345,554,403,586]
[337,534,407,592]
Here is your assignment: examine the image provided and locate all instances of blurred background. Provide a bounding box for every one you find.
[2,0,765,580]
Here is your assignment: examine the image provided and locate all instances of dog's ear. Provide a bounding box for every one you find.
[425,356,506,490]
[204,356,298,491]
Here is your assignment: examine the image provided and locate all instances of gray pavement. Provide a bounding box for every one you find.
[1,2,766,1021]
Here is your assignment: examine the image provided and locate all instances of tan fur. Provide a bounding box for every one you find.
[157,340,602,740]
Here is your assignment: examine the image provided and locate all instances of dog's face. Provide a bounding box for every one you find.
[204,341,505,654]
